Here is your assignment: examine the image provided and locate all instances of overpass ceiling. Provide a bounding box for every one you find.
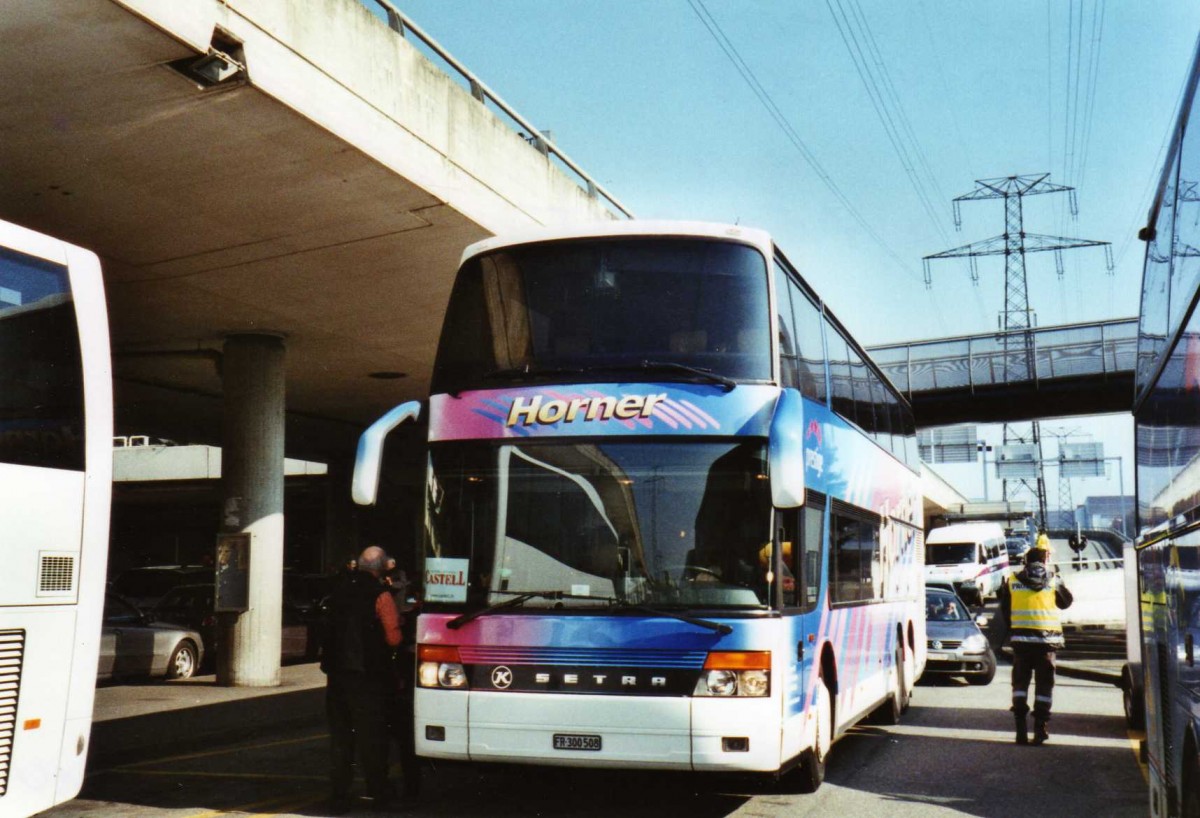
[0,1,503,456]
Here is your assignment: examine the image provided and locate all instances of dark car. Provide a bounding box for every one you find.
[150,583,318,666]
[110,565,214,611]
[926,579,971,605]
[1005,537,1031,566]
[922,588,995,685]
[98,593,205,681]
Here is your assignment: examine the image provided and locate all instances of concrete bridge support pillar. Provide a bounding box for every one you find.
[217,333,286,687]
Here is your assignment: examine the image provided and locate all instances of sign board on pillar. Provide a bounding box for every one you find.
[215,533,250,612]
[1060,441,1105,477]
[996,444,1039,478]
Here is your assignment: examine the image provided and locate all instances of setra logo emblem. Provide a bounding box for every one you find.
[491,666,514,689]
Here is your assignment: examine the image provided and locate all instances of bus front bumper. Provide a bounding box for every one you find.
[415,689,782,772]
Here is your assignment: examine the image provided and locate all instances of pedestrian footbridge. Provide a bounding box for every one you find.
[868,317,1138,427]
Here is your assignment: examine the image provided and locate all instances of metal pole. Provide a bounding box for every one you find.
[1117,456,1127,540]
[979,441,989,501]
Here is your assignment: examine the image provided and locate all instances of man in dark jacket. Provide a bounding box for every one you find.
[998,544,1074,746]
[321,546,402,813]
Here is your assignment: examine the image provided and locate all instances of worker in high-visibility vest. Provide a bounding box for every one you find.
[998,540,1074,746]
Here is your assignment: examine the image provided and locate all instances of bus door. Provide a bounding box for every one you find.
[778,497,826,758]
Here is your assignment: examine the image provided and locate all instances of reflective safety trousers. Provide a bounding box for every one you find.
[1008,574,1063,645]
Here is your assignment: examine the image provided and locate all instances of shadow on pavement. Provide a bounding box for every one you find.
[822,706,1144,818]
[89,685,325,769]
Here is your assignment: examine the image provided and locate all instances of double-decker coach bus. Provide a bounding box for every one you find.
[354,221,924,789]
[0,219,112,818]
[1135,33,1200,818]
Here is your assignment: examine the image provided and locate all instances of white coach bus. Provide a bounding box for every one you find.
[0,218,112,818]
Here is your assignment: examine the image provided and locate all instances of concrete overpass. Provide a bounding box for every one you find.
[2,0,627,685]
[2,0,626,457]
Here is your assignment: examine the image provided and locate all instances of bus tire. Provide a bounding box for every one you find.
[872,642,904,725]
[795,678,832,793]
[1122,666,1145,730]
[167,640,198,680]
[900,626,914,714]
[1183,744,1200,818]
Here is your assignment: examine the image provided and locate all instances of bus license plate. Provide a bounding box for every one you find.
[553,733,601,751]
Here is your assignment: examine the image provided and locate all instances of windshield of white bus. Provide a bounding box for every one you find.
[424,440,773,610]
[926,543,977,565]
[431,237,771,395]
[0,247,84,470]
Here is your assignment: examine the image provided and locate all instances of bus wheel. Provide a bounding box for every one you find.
[872,643,904,725]
[1122,666,1145,730]
[1184,748,1200,818]
[167,641,198,680]
[795,680,831,793]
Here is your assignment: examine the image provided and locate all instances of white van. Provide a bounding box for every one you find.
[924,522,1010,605]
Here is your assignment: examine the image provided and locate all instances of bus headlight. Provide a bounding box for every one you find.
[700,669,739,696]
[694,651,771,697]
[739,669,770,697]
[418,644,467,689]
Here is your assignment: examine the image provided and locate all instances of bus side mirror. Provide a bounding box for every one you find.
[768,388,805,508]
[352,401,422,506]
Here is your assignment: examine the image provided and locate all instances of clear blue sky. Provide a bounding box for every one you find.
[371,0,1200,511]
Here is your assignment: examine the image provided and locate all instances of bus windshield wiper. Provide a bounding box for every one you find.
[606,598,733,635]
[445,589,611,630]
[587,360,736,392]
[482,364,584,381]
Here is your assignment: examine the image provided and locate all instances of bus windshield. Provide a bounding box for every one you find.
[425,440,773,609]
[431,237,771,394]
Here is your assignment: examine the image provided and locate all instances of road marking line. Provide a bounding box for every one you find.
[105,768,326,782]
[110,733,328,770]
[879,722,1134,749]
[183,790,323,818]
[256,793,329,816]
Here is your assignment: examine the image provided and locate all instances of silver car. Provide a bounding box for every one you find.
[98,593,205,681]
[922,588,996,685]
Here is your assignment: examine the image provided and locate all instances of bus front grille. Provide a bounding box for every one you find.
[0,629,25,798]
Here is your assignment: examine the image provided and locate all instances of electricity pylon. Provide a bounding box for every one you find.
[923,174,1113,528]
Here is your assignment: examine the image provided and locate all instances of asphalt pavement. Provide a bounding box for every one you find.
[48,659,1144,818]
[88,663,326,770]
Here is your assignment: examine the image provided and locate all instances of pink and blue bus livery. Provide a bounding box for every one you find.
[355,221,925,789]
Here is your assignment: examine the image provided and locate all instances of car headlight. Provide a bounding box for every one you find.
[693,651,771,697]
[961,634,988,653]
[418,645,468,689]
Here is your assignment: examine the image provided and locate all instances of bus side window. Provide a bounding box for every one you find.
[778,509,799,608]
[802,501,824,611]
[774,264,800,389]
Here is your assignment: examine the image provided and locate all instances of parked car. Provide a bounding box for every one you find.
[921,588,996,685]
[98,593,205,681]
[150,583,318,666]
[110,565,214,610]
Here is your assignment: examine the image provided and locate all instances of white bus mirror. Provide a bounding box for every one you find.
[768,388,805,508]
[352,401,422,506]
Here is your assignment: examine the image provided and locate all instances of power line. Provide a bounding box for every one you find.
[1075,0,1107,192]
[825,0,953,247]
[685,0,927,286]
